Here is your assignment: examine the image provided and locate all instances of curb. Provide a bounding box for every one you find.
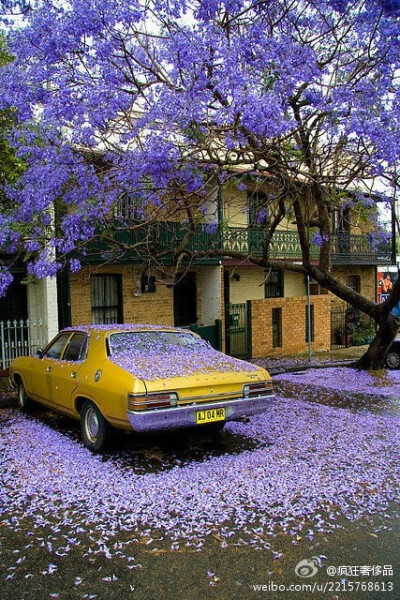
[269,359,357,376]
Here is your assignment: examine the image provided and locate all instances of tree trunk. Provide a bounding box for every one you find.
[355,314,400,370]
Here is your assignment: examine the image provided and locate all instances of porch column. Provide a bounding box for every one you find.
[27,277,59,345]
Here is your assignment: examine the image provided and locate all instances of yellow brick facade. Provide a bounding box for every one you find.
[70,265,175,326]
[69,265,224,329]
[69,263,373,359]
[330,265,376,310]
[250,295,332,358]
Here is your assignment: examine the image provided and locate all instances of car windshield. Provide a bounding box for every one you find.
[108,330,208,355]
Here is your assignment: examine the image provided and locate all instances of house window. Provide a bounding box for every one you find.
[248,191,268,227]
[91,274,123,324]
[272,307,282,348]
[305,305,315,343]
[332,207,351,233]
[265,270,283,298]
[309,279,329,295]
[115,192,146,221]
[347,274,361,293]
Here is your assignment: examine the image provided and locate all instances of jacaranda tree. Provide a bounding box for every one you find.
[0,0,399,367]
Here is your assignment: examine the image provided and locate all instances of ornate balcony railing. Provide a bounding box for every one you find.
[221,228,392,265]
[81,223,393,266]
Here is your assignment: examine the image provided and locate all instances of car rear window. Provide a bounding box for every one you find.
[108,331,207,355]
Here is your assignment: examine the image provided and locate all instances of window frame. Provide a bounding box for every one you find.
[248,191,269,227]
[42,333,72,360]
[265,270,284,298]
[90,274,123,325]
[63,333,88,362]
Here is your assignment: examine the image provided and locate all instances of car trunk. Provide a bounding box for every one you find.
[143,369,268,405]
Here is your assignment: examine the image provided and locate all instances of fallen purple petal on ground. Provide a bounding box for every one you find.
[0,368,399,566]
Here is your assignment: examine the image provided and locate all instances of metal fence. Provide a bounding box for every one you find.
[330,309,376,350]
[0,319,47,371]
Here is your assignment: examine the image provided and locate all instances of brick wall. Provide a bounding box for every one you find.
[70,266,174,326]
[251,295,332,358]
[330,265,376,311]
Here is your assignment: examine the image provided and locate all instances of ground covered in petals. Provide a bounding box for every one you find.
[1,370,399,565]
[275,366,400,414]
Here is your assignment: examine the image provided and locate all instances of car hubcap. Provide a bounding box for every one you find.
[386,351,400,368]
[86,408,99,442]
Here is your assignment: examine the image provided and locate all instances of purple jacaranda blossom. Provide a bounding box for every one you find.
[0,0,399,295]
[201,222,218,235]
[0,268,13,297]
[311,232,329,247]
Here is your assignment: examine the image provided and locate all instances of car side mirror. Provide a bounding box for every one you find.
[36,348,43,358]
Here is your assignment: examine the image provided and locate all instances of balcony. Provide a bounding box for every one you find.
[222,228,393,265]
[80,223,393,266]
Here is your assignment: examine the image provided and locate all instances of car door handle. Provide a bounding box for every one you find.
[71,371,77,378]
[46,366,52,373]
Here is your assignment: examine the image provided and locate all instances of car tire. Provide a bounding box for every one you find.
[80,401,110,452]
[17,381,33,412]
[385,349,400,369]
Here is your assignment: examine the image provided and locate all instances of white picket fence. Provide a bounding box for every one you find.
[0,319,48,371]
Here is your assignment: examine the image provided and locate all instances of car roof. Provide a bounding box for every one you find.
[62,324,184,335]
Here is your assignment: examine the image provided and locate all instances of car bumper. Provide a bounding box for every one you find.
[127,394,274,432]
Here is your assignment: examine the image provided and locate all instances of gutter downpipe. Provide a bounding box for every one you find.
[306,274,312,364]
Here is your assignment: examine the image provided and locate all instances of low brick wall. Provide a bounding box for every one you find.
[251,295,332,358]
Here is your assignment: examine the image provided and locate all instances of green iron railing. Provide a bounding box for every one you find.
[80,223,393,266]
[222,228,392,264]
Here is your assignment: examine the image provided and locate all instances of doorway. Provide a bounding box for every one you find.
[0,271,28,322]
[173,272,197,326]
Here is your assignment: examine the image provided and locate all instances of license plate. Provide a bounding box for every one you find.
[196,407,225,425]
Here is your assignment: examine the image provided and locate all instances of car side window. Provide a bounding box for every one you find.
[43,333,71,360]
[63,333,88,362]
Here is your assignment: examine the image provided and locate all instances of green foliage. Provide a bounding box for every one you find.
[0,37,24,196]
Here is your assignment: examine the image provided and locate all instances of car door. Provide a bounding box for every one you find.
[28,332,72,405]
[48,332,87,413]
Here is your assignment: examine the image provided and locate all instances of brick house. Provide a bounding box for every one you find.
[58,180,394,359]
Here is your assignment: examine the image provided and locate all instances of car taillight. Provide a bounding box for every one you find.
[128,392,178,411]
[243,381,273,398]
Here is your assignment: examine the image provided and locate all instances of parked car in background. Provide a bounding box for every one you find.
[385,336,400,369]
[9,324,274,451]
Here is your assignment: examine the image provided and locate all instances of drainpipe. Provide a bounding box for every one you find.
[306,274,312,364]
[217,184,223,251]
[392,193,397,266]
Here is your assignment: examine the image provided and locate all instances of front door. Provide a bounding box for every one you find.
[173,272,197,326]
[0,271,28,322]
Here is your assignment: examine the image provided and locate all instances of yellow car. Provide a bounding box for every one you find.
[9,325,274,452]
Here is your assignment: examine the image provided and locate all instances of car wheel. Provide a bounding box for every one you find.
[17,381,33,412]
[80,401,109,452]
[385,349,400,369]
